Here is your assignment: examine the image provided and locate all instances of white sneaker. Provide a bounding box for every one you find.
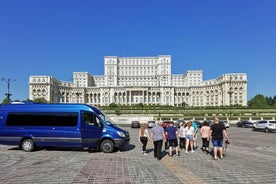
[143,153,148,155]
[191,150,195,153]
[185,151,188,154]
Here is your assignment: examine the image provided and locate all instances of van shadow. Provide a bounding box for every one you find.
[8,147,20,151]
[39,147,94,152]
[7,144,136,153]
[117,144,136,152]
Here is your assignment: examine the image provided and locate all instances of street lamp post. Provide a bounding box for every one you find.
[158,76,161,121]
[228,76,233,106]
[155,74,161,121]
[1,78,16,103]
[228,76,233,120]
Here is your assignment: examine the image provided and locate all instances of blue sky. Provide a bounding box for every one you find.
[0,0,275,102]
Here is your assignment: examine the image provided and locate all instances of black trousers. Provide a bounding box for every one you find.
[153,139,163,160]
[202,138,209,149]
[179,137,186,149]
[140,137,148,152]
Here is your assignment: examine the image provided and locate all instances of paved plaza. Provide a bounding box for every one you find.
[0,126,275,184]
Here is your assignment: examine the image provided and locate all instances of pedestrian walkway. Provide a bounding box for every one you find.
[0,127,275,183]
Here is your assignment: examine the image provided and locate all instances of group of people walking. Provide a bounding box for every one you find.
[138,117,229,160]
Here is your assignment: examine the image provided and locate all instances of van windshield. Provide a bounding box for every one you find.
[97,111,115,125]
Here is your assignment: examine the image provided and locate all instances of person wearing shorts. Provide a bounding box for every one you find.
[165,121,179,157]
[208,117,229,160]
[184,121,195,153]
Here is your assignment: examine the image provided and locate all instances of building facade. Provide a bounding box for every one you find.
[29,55,248,106]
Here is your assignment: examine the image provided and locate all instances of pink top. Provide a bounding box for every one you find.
[201,126,210,138]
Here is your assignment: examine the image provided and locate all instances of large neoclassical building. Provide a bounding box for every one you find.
[29,55,247,107]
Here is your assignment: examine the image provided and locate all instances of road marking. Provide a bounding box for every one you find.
[162,155,207,184]
[147,141,207,183]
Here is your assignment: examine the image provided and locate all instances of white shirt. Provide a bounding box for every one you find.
[184,126,195,136]
[179,126,186,138]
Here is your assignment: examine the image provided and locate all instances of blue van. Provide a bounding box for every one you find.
[0,103,129,153]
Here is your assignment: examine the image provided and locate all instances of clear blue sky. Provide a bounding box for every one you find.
[1,0,275,102]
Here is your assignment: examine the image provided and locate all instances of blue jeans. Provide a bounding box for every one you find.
[212,139,223,147]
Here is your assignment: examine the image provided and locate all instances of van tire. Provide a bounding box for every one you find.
[265,128,269,133]
[21,139,35,152]
[100,139,114,153]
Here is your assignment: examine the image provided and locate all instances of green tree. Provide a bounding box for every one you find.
[109,103,118,108]
[266,96,273,106]
[114,109,121,115]
[273,95,276,106]
[32,98,48,103]
[137,103,144,108]
[181,102,188,107]
[248,94,268,108]
[1,97,10,104]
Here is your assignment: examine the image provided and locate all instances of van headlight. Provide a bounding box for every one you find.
[117,131,126,138]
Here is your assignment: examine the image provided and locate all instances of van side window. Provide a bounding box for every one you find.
[82,112,102,127]
[6,112,78,126]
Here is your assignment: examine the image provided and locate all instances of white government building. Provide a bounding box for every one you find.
[29,55,247,107]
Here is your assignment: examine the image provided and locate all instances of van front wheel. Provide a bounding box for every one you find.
[21,139,35,152]
[100,140,114,153]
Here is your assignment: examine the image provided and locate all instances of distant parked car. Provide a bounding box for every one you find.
[236,120,254,128]
[177,120,186,127]
[131,121,141,128]
[147,120,155,128]
[219,120,230,128]
[253,120,276,133]
[174,120,181,128]
[252,121,259,131]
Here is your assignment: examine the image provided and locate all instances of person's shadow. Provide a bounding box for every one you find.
[143,148,167,160]
[160,150,168,159]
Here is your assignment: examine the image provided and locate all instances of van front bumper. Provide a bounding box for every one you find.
[114,138,130,148]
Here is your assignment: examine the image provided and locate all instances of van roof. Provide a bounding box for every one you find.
[0,103,100,113]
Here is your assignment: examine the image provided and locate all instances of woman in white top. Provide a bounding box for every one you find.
[139,123,150,155]
[179,122,186,150]
[184,121,195,153]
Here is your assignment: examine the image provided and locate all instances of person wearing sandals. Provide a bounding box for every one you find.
[208,117,229,160]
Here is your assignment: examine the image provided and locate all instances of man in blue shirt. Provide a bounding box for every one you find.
[165,121,179,157]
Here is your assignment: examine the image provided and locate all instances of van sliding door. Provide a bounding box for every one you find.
[81,112,103,148]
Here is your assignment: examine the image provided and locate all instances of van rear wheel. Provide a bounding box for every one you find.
[21,139,35,152]
[100,139,114,153]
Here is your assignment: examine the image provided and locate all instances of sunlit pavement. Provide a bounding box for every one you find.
[0,127,275,184]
